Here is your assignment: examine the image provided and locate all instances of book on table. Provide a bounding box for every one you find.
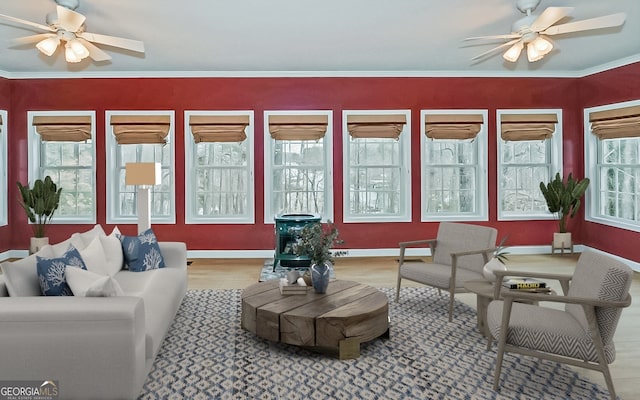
[502,278,547,290]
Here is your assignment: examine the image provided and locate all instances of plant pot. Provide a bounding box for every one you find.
[553,232,572,249]
[310,263,331,294]
[483,258,507,282]
[30,237,49,255]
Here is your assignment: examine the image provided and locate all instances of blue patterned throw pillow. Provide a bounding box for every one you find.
[119,228,165,272]
[36,245,88,296]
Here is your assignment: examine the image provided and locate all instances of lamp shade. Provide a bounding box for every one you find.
[125,162,162,186]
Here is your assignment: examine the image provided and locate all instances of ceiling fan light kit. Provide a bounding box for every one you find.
[466,0,626,64]
[0,0,144,65]
[35,36,60,56]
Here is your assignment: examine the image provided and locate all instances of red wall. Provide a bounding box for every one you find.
[1,71,629,256]
[577,63,640,262]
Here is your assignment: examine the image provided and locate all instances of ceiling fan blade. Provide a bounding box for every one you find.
[77,38,112,62]
[471,38,521,61]
[79,32,145,53]
[11,33,56,46]
[542,13,626,36]
[530,7,574,32]
[464,34,520,41]
[0,13,55,32]
[56,5,86,33]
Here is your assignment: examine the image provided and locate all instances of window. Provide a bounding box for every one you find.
[585,100,640,232]
[106,111,175,226]
[497,109,563,220]
[421,110,488,221]
[0,110,6,226]
[342,110,411,222]
[264,110,333,223]
[185,111,254,224]
[27,111,96,224]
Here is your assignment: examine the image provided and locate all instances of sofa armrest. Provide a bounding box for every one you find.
[159,242,187,270]
[0,296,147,400]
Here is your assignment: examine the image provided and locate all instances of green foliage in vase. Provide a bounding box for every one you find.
[294,220,346,266]
[494,235,510,265]
[16,176,62,238]
[539,172,590,233]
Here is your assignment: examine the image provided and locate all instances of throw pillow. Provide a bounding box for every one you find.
[100,228,125,277]
[65,267,124,297]
[36,245,88,296]
[0,245,55,296]
[119,228,165,272]
[78,236,110,276]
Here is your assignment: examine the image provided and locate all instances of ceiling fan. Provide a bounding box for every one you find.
[465,0,626,63]
[0,0,144,64]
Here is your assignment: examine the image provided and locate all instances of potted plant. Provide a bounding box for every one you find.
[539,172,590,250]
[294,220,345,293]
[483,235,509,282]
[17,175,62,253]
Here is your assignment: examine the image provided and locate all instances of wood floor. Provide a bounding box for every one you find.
[188,254,640,400]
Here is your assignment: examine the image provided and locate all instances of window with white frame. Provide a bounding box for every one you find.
[185,111,254,224]
[0,110,7,226]
[106,111,175,226]
[585,100,640,233]
[497,109,563,220]
[27,111,96,224]
[421,110,488,221]
[264,111,333,223]
[342,110,411,222]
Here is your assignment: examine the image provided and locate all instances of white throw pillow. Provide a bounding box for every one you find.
[50,233,85,256]
[79,236,110,276]
[78,224,106,247]
[65,267,124,297]
[0,245,55,296]
[100,230,124,277]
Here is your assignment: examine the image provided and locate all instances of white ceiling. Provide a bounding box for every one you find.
[0,0,639,78]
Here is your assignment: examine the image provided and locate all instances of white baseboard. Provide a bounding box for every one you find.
[3,245,638,272]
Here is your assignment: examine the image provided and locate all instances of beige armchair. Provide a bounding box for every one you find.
[395,222,497,322]
[487,250,633,400]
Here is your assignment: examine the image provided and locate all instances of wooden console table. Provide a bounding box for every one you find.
[241,280,389,359]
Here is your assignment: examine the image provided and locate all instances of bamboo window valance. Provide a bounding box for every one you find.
[110,115,170,145]
[268,114,328,141]
[189,115,250,143]
[589,105,640,140]
[32,115,92,142]
[347,114,406,139]
[500,113,558,141]
[424,114,484,140]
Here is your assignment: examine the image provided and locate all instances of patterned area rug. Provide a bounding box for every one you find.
[139,287,614,400]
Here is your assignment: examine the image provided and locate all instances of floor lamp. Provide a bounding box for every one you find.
[125,162,162,234]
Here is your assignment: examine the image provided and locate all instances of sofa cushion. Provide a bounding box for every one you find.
[66,267,124,297]
[1,246,55,296]
[119,229,165,272]
[36,245,87,296]
[114,267,186,359]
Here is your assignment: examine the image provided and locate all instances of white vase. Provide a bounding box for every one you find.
[483,258,507,282]
[30,237,49,255]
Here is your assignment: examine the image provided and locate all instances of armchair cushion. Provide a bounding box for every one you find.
[401,262,484,289]
[432,222,496,274]
[487,301,614,363]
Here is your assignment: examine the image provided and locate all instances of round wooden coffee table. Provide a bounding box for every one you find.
[241,279,389,359]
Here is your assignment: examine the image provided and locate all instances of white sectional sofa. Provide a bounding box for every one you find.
[0,226,188,400]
